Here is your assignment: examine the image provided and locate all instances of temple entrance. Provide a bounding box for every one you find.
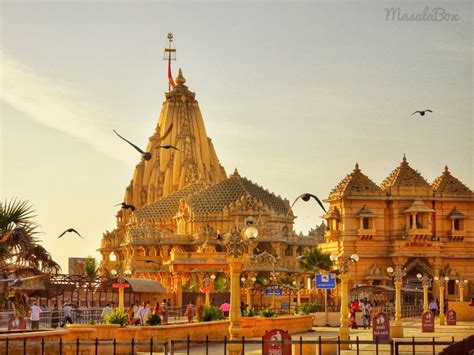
[404,258,433,305]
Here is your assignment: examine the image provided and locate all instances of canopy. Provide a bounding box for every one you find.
[124,278,166,293]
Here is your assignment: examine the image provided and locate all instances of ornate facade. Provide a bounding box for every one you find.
[318,157,474,301]
[98,70,320,306]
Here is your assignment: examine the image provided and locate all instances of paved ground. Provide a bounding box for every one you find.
[159,318,474,354]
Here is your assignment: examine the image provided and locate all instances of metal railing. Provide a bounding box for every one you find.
[0,335,462,355]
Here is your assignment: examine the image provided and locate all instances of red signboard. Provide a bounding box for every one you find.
[112,283,130,288]
[421,311,435,332]
[262,329,292,355]
[446,310,456,325]
[372,312,390,341]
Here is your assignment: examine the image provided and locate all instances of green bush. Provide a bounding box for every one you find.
[147,313,162,325]
[245,307,255,317]
[259,308,276,318]
[298,303,322,314]
[89,320,97,325]
[105,309,128,327]
[202,305,225,322]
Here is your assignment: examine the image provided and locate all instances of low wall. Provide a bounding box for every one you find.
[449,301,474,321]
[0,329,68,355]
[241,315,313,338]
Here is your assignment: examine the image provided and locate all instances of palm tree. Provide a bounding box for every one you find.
[297,248,333,274]
[84,257,99,279]
[0,198,60,276]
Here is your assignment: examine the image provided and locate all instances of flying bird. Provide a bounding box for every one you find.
[287,193,327,217]
[412,110,433,117]
[158,144,180,151]
[113,129,152,161]
[58,228,83,239]
[115,202,136,212]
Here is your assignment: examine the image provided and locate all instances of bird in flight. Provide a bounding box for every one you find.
[58,228,83,239]
[412,110,433,117]
[113,129,152,161]
[287,193,328,216]
[115,202,136,211]
[158,144,180,151]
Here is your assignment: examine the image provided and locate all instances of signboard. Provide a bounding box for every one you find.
[262,329,292,355]
[265,287,282,296]
[372,312,390,341]
[315,274,336,289]
[446,310,456,325]
[112,283,130,288]
[421,311,435,332]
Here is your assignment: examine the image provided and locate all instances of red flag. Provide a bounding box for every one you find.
[168,59,175,89]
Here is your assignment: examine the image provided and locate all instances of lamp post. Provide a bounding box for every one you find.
[455,278,468,302]
[329,253,359,349]
[417,273,431,312]
[110,267,132,312]
[387,265,406,338]
[293,278,303,307]
[434,275,449,325]
[203,273,215,306]
[216,222,258,355]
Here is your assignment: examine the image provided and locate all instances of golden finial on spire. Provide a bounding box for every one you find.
[444,165,449,174]
[175,68,186,86]
[354,162,360,171]
[402,154,407,163]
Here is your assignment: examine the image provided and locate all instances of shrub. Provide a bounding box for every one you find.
[298,303,322,314]
[147,313,162,325]
[259,308,276,318]
[245,307,255,317]
[202,305,225,322]
[89,320,97,325]
[105,309,128,327]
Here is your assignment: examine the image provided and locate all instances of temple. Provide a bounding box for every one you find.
[318,157,474,301]
[98,69,321,307]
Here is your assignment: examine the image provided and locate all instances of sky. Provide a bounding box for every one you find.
[1,1,472,271]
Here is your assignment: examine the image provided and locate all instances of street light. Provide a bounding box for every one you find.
[330,253,359,348]
[386,265,406,338]
[215,222,258,355]
[434,275,449,325]
[455,278,468,301]
[416,273,431,312]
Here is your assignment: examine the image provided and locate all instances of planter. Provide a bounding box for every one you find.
[0,330,67,355]
[64,328,96,355]
[116,327,141,354]
[242,315,312,338]
[292,336,338,355]
[92,324,120,340]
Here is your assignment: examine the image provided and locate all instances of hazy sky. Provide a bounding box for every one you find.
[1,1,472,271]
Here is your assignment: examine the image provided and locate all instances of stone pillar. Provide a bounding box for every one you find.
[339,273,350,349]
[228,257,244,355]
[118,286,125,312]
[391,281,404,338]
[439,285,446,325]
[246,289,252,308]
[173,274,183,308]
[423,285,429,312]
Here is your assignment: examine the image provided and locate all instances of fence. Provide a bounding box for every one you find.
[0,336,460,355]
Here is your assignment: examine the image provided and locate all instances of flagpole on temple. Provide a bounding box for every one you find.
[164,32,176,91]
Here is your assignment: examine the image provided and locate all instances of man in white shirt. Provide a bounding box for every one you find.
[138,302,151,325]
[29,302,42,330]
[101,304,112,321]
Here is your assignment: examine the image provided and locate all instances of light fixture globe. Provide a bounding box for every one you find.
[444,276,450,281]
[210,274,216,280]
[124,269,132,276]
[416,273,422,280]
[110,269,118,276]
[456,279,460,284]
[434,276,439,281]
[351,254,359,262]
[293,280,297,286]
[241,277,246,283]
[387,266,394,274]
[329,254,337,262]
[109,252,117,262]
[464,279,469,284]
[251,277,257,282]
[245,226,258,240]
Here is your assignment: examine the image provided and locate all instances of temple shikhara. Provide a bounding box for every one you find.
[318,158,474,301]
[98,68,320,307]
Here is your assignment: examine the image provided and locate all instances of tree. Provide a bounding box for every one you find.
[84,257,99,279]
[297,248,333,274]
[0,199,60,311]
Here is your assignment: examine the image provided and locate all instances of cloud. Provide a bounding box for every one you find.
[0,51,130,163]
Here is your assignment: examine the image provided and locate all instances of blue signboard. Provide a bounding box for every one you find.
[315,274,336,289]
[265,287,283,296]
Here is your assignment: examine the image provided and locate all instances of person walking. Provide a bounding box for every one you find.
[220,300,230,318]
[29,302,42,330]
[101,303,112,322]
[161,299,168,324]
[138,301,151,325]
[429,299,438,317]
[184,301,195,323]
[362,300,372,329]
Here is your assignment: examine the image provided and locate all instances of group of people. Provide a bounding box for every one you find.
[25,302,73,329]
[183,298,233,323]
[349,299,373,329]
[125,299,171,325]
